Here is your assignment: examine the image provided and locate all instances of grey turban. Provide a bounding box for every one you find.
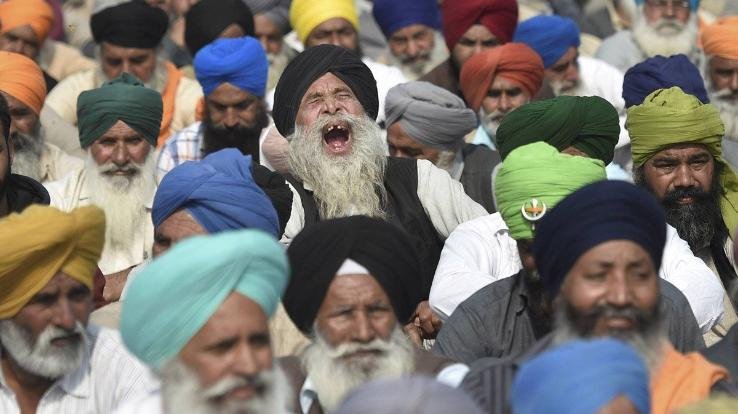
[385,81,478,151]
[242,0,291,35]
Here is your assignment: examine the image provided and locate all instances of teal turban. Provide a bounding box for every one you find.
[76,73,163,148]
[120,230,289,370]
[496,96,620,165]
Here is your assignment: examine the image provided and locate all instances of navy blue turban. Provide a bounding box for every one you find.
[194,36,268,97]
[372,0,441,40]
[532,180,666,298]
[622,54,709,108]
[152,148,279,237]
[514,15,580,68]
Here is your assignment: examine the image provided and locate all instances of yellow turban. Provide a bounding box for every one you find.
[0,0,55,44]
[0,205,105,319]
[290,0,359,44]
[0,51,47,114]
[702,16,738,60]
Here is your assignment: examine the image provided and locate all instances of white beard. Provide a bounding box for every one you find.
[288,113,388,220]
[10,123,46,182]
[708,84,738,142]
[85,151,156,266]
[301,326,415,413]
[434,150,459,175]
[478,103,530,146]
[550,74,589,97]
[387,33,449,81]
[632,9,698,58]
[159,358,290,414]
[0,320,88,379]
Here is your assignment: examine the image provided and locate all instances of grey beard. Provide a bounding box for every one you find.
[632,11,698,58]
[9,123,45,182]
[708,87,738,142]
[288,113,388,220]
[301,326,415,413]
[0,320,88,379]
[159,358,290,414]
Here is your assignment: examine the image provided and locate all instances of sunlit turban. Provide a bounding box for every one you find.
[622,54,708,107]
[460,43,544,112]
[701,17,738,60]
[0,0,54,44]
[513,15,580,69]
[0,52,46,114]
[91,1,169,49]
[441,0,518,51]
[372,0,441,40]
[120,230,289,370]
[0,205,104,319]
[289,0,359,44]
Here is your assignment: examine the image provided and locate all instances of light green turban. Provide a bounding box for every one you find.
[120,230,289,370]
[76,73,162,148]
[627,86,738,237]
[495,142,606,240]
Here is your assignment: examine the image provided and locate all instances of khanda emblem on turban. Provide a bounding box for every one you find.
[521,198,547,229]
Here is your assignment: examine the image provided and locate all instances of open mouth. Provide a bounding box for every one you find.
[677,196,694,204]
[322,121,351,155]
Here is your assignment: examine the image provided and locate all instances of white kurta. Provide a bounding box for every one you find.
[429,213,726,333]
[40,143,84,183]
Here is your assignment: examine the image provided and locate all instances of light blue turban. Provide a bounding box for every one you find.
[513,15,580,68]
[635,0,699,10]
[152,149,280,237]
[511,338,651,414]
[120,230,289,370]
[194,36,268,97]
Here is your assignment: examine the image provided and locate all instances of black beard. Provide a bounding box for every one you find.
[562,301,661,342]
[522,268,554,337]
[662,186,722,251]
[201,107,269,162]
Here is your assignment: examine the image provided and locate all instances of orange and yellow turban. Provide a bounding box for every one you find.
[701,17,738,60]
[0,0,54,44]
[0,51,46,114]
[0,205,105,319]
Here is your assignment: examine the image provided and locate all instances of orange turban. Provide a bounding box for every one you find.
[0,205,105,319]
[701,16,738,60]
[460,43,544,112]
[0,51,46,114]
[0,0,55,44]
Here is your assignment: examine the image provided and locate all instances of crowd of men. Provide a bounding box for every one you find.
[2,0,738,413]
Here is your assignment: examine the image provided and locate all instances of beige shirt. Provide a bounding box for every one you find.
[37,40,96,81]
[44,168,155,275]
[40,143,84,183]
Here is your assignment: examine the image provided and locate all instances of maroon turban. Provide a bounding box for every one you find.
[441,0,518,51]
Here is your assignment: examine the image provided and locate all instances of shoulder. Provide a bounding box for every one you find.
[48,69,96,94]
[361,57,407,81]
[112,389,163,414]
[44,168,86,210]
[450,213,510,239]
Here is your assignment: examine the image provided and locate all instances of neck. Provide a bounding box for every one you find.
[1,351,54,407]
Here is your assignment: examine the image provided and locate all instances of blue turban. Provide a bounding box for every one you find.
[532,180,666,298]
[120,230,289,370]
[511,338,650,414]
[635,0,699,10]
[623,54,709,107]
[152,148,279,237]
[194,36,268,97]
[514,15,580,68]
[372,0,441,40]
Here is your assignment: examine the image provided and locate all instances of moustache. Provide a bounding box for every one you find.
[99,163,141,176]
[578,304,653,334]
[662,186,712,208]
[202,374,267,400]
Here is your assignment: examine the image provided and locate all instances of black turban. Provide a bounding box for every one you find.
[185,0,255,56]
[273,44,378,137]
[91,1,169,49]
[284,216,423,335]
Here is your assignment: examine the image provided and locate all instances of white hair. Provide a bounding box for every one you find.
[10,122,45,182]
[632,7,699,59]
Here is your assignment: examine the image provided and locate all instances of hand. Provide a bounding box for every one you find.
[403,301,443,347]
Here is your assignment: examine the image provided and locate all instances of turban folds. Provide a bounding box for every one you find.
[91,1,168,49]
[533,180,666,298]
[701,17,738,60]
[185,0,255,56]
[441,0,518,51]
[496,96,620,164]
[385,81,477,151]
[512,339,651,414]
[0,205,104,318]
[622,54,708,107]
[513,15,580,68]
[290,0,358,44]
[627,86,738,236]
[273,45,377,136]
[121,230,289,370]
[194,36,268,97]
[495,142,606,241]
[77,73,163,147]
[284,216,424,335]
[372,0,441,40]
[0,52,46,114]
[152,149,280,236]
[0,0,54,44]
[459,43,544,112]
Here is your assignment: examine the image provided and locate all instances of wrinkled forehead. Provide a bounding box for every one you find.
[321,274,391,308]
[301,73,355,103]
[648,142,713,161]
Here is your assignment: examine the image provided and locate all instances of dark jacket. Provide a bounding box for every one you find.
[4,173,50,216]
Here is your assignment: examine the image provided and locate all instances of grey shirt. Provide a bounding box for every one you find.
[433,272,705,364]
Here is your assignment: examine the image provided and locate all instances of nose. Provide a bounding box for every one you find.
[406,40,418,58]
[672,164,696,188]
[223,107,239,128]
[52,299,77,331]
[352,312,376,344]
[8,119,17,137]
[730,71,738,92]
[564,61,579,82]
[121,59,131,75]
[112,143,130,166]
[664,1,676,17]
[605,274,632,308]
[499,93,512,112]
[232,344,259,377]
[472,41,484,56]
[321,96,342,115]
[329,32,342,47]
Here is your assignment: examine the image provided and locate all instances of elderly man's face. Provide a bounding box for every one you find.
[386,122,440,163]
[305,18,358,51]
[643,0,691,25]
[0,25,41,60]
[88,120,152,171]
[1,92,39,137]
[100,42,158,83]
[641,144,714,201]
[559,240,660,338]
[153,209,206,258]
[546,47,580,95]
[480,76,531,134]
[388,24,435,67]
[178,292,273,402]
[709,56,738,103]
[255,14,283,55]
[207,83,264,130]
[452,24,500,70]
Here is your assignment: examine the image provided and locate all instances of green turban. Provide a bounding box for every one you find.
[496,96,620,165]
[627,86,738,238]
[76,73,162,148]
[495,142,606,240]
